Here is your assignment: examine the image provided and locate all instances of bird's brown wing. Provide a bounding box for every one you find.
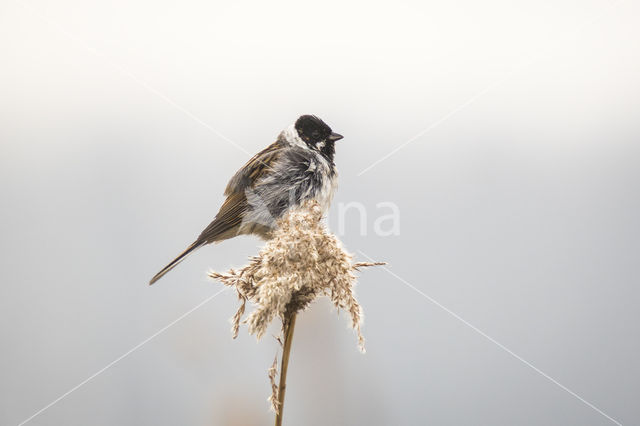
[195,191,248,243]
[224,141,283,195]
[197,141,284,243]
[149,141,284,285]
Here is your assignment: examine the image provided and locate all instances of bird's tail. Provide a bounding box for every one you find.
[149,241,202,285]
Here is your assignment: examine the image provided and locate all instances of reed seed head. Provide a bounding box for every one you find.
[209,200,384,412]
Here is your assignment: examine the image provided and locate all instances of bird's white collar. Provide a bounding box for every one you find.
[282,124,308,149]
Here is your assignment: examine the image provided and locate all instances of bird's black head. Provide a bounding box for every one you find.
[294,115,343,160]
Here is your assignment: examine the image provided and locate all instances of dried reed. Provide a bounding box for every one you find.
[209,200,383,425]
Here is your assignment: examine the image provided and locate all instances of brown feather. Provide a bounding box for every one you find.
[225,141,284,195]
[196,192,247,243]
[150,141,285,285]
[198,141,285,243]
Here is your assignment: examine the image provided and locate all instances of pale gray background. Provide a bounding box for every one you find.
[1,0,638,425]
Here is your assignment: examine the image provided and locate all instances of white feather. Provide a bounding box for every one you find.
[280,124,336,211]
[281,124,308,149]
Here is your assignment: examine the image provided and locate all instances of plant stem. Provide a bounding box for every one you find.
[275,313,297,426]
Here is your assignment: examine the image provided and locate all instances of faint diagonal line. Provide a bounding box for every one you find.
[357,250,622,426]
[357,0,623,176]
[16,288,227,426]
[18,1,249,155]
[356,78,506,176]
[18,1,286,175]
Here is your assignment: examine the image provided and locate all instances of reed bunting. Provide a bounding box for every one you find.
[149,115,343,285]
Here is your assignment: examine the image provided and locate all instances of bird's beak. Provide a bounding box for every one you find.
[328,132,344,142]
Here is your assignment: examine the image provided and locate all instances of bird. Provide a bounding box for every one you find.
[149,114,343,285]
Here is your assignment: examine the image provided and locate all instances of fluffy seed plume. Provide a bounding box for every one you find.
[209,200,383,414]
[209,200,383,350]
